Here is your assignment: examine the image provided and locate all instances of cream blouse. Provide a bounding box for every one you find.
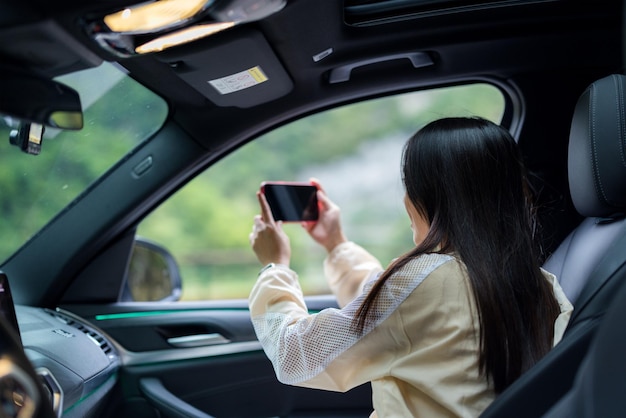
[249,242,573,418]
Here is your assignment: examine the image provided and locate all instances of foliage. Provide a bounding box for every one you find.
[138,83,505,300]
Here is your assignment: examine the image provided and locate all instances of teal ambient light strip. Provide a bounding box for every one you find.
[95,311,183,321]
[95,309,244,321]
[95,307,321,321]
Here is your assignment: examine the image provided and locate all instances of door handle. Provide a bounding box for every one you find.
[167,333,231,348]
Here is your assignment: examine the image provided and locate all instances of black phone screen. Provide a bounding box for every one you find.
[0,272,21,346]
[263,183,319,222]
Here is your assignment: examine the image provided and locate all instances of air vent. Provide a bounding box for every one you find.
[45,310,115,357]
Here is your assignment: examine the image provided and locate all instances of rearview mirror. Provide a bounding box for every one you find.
[0,69,83,130]
[122,238,182,302]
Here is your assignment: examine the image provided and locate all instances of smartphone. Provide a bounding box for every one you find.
[261,181,319,222]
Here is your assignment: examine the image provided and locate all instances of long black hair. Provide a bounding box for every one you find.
[354,117,560,393]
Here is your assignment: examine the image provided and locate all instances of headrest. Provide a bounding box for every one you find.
[569,74,626,218]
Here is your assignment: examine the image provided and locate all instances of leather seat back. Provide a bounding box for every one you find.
[544,256,626,417]
[544,73,626,305]
[480,74,626,417]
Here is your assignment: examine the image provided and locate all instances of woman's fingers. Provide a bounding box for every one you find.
[257,191,275,224]
[316,190,332,211]
[310,177,324,193]
[250,214,263,239]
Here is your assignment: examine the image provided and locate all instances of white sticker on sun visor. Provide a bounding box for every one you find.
[208,66,268,95]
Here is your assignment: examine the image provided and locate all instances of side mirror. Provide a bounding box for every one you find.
[121,238,182,302]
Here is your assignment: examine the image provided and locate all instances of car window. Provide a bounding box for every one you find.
[0,62,168,264]
[138,83,505,300]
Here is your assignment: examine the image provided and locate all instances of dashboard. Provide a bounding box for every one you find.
[16,306,119,417]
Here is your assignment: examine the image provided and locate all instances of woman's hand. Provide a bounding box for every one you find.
[249,191,291,266]
[303,180,348,253]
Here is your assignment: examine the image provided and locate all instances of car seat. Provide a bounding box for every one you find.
[543,259,626,418]
[480,73,626,417]
[543,74,626,304]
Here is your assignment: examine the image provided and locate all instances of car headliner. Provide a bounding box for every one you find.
[1,1,620,144]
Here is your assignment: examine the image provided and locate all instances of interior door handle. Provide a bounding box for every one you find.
[167,333,231,348]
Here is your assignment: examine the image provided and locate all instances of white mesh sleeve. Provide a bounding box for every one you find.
[250,253,454,387]
[323,241,384,307]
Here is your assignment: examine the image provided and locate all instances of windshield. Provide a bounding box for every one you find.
[0,62,168,263]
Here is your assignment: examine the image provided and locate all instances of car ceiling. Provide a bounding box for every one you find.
[0,0,622,151]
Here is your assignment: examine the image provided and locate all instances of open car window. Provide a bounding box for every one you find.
[138,83,505,300]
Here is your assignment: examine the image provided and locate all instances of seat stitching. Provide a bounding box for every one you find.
[590,84,608,204]
[614,75,626,168]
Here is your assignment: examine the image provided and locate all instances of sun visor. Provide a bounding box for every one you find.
[157,29,292,108]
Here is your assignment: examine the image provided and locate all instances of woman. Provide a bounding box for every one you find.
[248,117,572,417]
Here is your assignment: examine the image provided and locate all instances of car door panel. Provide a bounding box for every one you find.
[64,296,373,417]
